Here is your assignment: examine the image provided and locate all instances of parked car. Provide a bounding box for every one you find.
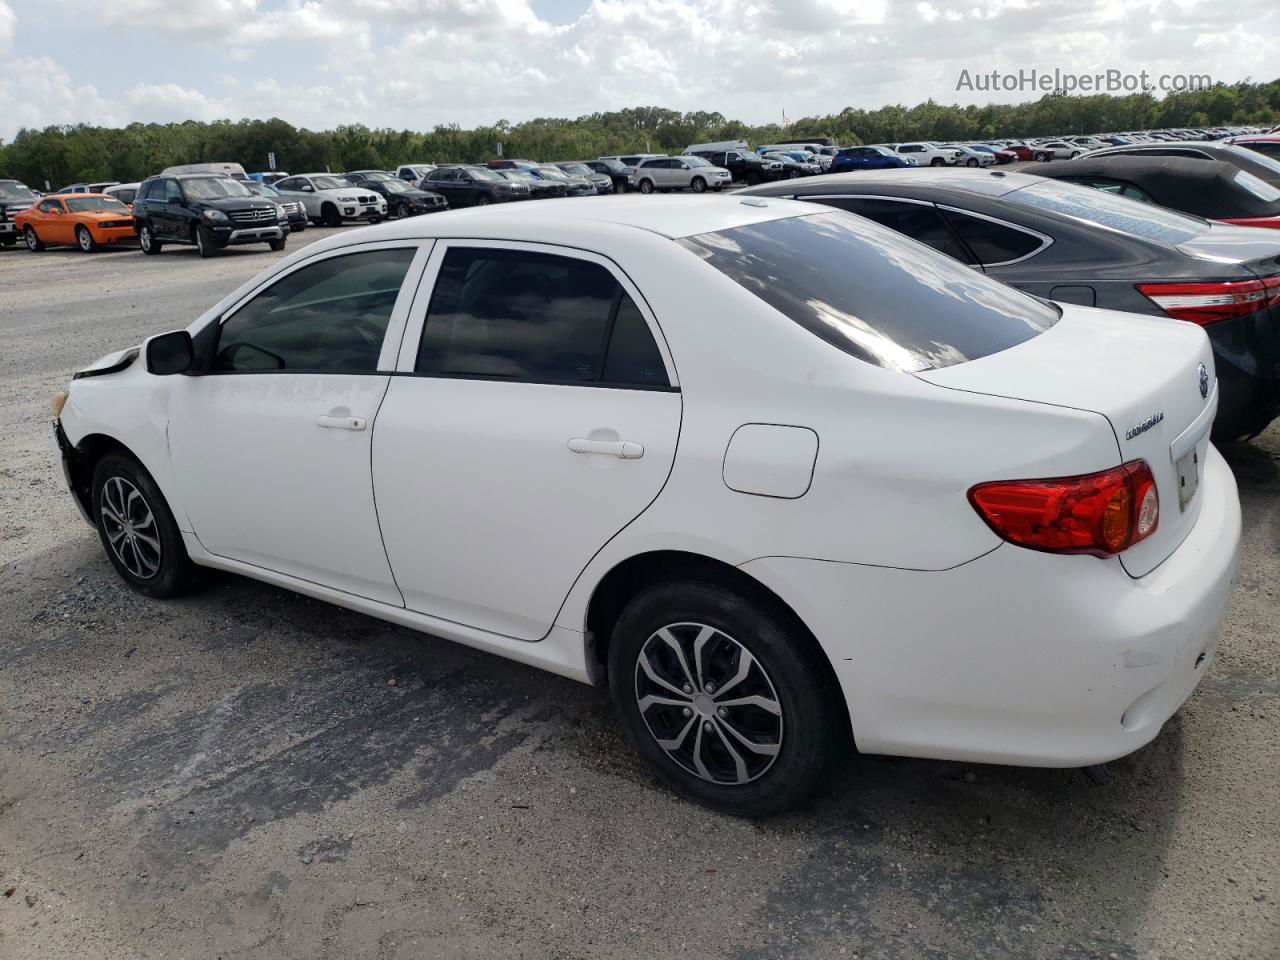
[0,178,37,247]
[59,181,122,195]
[758,144,831,171]
[1001,143,1036,161]
[103,182,142,208]
[682,147,781,185]
[760,152,814,178]
[14,193,137,253]
[485,159,539,171]
[740,169,1280,439]
[1082,141,1280,188]
[600,154,664,176]
[345,174,448,217]
[53,195,1240,817]
[530,165,597,197]
[249,172,290,186]
[829,146,912,173]
[272,173,387,227]
[1030,157,1280,230]
[133,174,289,258]
[243,181,307,232]
[580,158,631,192]
[1032,142,1086,161]
[161,162,248,181]
[553,162,615,194]
[631,156,732,193]
[941,144,996,168]
[970,145,1017,165]
[419,164,530,206]
[1069,137,1108,151]
[1229,136,1280,162]
[396,163,437,184]
[498,169,564,199]
[894,143,963,166]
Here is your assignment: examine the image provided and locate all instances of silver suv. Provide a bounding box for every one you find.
[629,156,732,194]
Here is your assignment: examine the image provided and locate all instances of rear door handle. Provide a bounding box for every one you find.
[567,438,644,459]
[316,415,367,431]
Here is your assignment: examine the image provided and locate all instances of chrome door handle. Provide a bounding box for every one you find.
[316,415,367,431]
[567,438,644,459]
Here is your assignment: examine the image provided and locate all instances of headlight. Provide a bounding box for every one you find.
[202,209,229,222]
[275,204,288,220]
[337,195,356,202]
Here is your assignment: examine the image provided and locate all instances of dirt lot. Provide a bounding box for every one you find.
[1,229,1277,960]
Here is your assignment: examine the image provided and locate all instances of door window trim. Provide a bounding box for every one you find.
[803,193,984,268]
[195,239,434,376]
[936,204,1053,266]
[394,238,680,391]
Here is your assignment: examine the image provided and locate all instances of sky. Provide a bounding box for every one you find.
[0,0,1276,140]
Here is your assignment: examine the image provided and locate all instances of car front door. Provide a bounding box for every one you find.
[372,240,682,641]
[157,178,186,239]
[33,199,66,243]
[167,241,430,604]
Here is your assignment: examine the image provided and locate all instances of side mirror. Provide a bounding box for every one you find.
[146,330,194,376]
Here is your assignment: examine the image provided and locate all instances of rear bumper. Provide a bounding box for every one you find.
[741,445,1241,768]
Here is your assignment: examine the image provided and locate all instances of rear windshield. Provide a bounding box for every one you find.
[1005,179,1206,244]
[678,212,1058,373]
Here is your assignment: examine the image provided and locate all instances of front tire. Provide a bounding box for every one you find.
[930,157,945,166]
[194,224,216,258]
[608,580,842,817]
[638,179,655,195]
[76,225,98,252]
[269,238,286,251]
[91,452,196,599]
[23,226,45,252]
[475,193,492,206]
[966,158,978,167]
[321,203,342,227]
[138,223,162,254]
[690,177,706,193]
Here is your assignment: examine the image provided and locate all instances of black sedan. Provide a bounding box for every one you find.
[1030,156,1280,230]
[1082,141,1280,188]
[740,169,1280,440]
[419,165,531,206]
[345,173,448,217]
[579,159,631,192]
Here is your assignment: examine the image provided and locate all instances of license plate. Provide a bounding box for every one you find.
[1175,447,1200,511]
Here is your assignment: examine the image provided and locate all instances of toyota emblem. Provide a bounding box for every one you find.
[1198,363,1209,399]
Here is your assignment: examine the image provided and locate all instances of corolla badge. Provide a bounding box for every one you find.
[1198,363,1209,399]
[1125,412,1164,441]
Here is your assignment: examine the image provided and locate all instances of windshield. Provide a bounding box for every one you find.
[560,163,593,176]
[679,212,1058,373]
[684,156,710,167]
[313,176,352,189]
[465,167,503,181]
[181,177,252,199]
[248,183,281,197]
[600,160,627,172]
[356,171,396,182]
[382,180,414,193]
[1005,179,1208,245]
[66,196,129,213]
[500,171,535,181]
[536,167,571,181]
[0,181,35,200]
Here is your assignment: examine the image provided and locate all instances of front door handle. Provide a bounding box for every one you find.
[567,438,644,459]
[317,415,367,431]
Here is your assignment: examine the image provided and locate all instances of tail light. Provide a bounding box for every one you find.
[969,461,1159,557]
[1136,277,1280,325]
[1217,216,1280,230]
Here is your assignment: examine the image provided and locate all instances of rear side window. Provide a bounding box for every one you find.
[1005,179,1206,245]
[678,213,1058,373]
[417,248,669,387]
[215,249,415,373]
[941,210,1046,265]
[819,197,972,263]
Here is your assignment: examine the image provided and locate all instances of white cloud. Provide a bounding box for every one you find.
[0,56,120,135]
[0,0,15,51]
[1,0,1278,141]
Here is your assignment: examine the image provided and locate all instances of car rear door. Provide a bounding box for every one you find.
[372,240,682,641]
[167,241,431,604]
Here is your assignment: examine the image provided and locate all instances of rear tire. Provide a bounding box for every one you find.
[138,223,162,254]
[91,451,196,599]
[23,226,44,252]
[607,579,843,817]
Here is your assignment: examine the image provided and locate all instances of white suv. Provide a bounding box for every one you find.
[53,197,1239,817]
[273,173,388,226]
[629,156,732,193]
[894,143,963,166]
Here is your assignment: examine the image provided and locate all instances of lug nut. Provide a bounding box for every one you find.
[703,721,712,732]
[705,682,716,694]
[717,708,728,718]
[682,707,692,717]
[682,684,692,694]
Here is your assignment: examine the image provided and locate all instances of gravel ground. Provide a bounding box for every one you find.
[1,228,1277,960]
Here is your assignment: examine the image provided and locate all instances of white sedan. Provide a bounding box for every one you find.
[53,197,1241,816]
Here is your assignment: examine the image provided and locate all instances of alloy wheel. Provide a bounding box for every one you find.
[78,227,93,251]
[99,476,162,580]
[139,227,152,251]
[633,622,784,785]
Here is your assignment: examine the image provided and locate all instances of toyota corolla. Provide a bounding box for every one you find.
[52,197,1241,816]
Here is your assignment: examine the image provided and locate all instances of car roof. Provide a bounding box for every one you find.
[742,168,1036,198]
[294,195,821,253]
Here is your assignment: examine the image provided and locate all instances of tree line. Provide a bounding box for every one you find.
[2,80,1277,189]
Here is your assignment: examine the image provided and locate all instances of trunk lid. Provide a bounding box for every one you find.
[917,303,1217,576]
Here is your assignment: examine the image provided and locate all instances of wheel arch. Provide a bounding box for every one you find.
[64,431,186,532]
[581,550,850,734]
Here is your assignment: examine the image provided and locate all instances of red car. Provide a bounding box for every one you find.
[1000,143,1035,162]
[1228,136,1280,163]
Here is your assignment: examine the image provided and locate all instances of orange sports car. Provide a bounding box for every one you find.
[13,193,137,252]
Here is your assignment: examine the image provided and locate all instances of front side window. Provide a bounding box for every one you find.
[416,247,669,387]
[678,212,1058,373]
[164,180,183,203]
[39,199,64,213]
[214,249,416,373]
